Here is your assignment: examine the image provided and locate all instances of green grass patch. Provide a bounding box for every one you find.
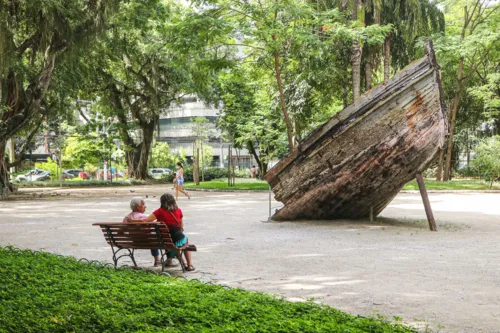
[403,178,500,191]
[185,178,500,191]
[16,179,147,188]
[0,247,415,332]
[184,178,270,191]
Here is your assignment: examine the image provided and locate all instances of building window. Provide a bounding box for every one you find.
[159,116,218,126]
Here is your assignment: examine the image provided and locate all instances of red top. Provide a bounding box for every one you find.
[153,207,183,229]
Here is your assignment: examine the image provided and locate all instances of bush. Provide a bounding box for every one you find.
[181,167,232,182]
[0,247,416,333]
[456,165,480,178]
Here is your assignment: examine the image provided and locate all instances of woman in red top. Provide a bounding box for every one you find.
[142,193,194,271]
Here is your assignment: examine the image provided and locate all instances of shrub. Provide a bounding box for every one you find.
[0,247,416,333]
[180,167,251,182]
[471,136,500,188]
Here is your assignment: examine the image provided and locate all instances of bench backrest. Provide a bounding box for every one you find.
[92,222,176,250]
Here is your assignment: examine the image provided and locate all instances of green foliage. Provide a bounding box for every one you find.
[469,73,500,117]
[403,178,500,191]
[180,167,229,182]
[0,247,416,332]
[63,135,114,169]
[472,136,500,188]
[75,0,219,178]
[191,117,215,169]
[149,142,185,169]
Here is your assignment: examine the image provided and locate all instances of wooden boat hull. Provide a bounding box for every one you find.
[264,41,447,221]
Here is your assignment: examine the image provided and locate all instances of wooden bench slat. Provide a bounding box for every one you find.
[93,222,161,226]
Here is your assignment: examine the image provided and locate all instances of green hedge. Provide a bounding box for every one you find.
[0,247,416,333]
[166,167,250,182]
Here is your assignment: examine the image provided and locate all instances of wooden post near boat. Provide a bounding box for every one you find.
[415,173,437,231]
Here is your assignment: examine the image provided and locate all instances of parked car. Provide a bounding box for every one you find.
[64,169,83,177]
[15,169,48,182]
[34,171,51,181]
[148,168,171,179]
[62,171,75,180]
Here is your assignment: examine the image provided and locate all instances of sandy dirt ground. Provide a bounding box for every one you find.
[1,185,499,332]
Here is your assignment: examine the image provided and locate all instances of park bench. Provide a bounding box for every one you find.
[93,222,196,273]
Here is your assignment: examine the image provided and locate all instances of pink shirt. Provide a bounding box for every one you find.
[123,211,147,222]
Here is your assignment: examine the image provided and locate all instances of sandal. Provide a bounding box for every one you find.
[154,261,162,267]
[164,261,179,267]
[186,265,195,272]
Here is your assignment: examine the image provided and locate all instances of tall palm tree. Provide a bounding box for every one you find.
[381,0,444,80]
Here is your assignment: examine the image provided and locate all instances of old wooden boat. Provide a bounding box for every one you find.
[264,40,447,221]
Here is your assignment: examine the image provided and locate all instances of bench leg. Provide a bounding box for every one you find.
[129,249,137,267]
[160,249,167,272]
[112,247,137,267]
[176,250,187,273]
[111,245,118,267]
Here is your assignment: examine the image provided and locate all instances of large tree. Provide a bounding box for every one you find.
[81,0,215,179]
[431,0,500,181]
[0,0,117,194]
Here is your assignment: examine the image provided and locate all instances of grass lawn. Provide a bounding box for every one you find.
[403,178,500,191]
[0,247,415,333]
[184,178,500,191]
[184,178,270,190]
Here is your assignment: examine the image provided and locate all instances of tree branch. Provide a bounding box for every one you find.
[7,115,44,168]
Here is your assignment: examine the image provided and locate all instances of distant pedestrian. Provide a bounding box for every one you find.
[174,162,190,200]
[250,165,256,178]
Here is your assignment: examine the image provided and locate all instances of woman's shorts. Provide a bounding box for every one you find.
[177,178,184,186]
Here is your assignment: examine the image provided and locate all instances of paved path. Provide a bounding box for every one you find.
[1,186,499,332]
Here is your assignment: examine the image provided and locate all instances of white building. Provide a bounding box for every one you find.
[158,96,256,169]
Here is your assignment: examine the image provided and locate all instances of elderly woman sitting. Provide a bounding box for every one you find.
[123,197,178,267]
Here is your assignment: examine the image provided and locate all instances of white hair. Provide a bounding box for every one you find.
[130,197,144,211]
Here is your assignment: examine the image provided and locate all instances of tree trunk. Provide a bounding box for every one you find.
[0,142,12,199]
[435,148,444,181]
[273,48,294,151]
[436,100,453,181]
[195,147,200,185]
[351,0,363,101]
[342,83,349,108]
[466,129,470,167]
[443,57,465,181]
[384,35,391,81]
[271,0,295,151]
[127,121,155,180]
[246,141,268,177]
[365,49,372,91]
[351,40,362,101]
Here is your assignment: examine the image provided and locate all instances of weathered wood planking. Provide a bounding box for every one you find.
[265,40,447,221]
